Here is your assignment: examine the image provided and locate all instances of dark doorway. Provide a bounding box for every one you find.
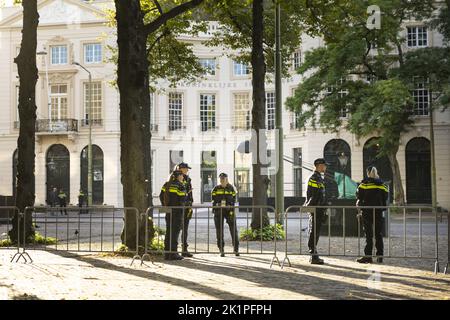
[46,144,70,204]
[201,151,217,203]
[323,139,351,200]
[406,137,431,204]
[363,137,393,202]
[80,145,104,205]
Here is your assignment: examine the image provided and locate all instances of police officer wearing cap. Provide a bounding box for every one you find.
[304,158,328,264]
[176,162,194,257]
[356,166,389,264]
[159,170,187,261]
[212,173,239,257]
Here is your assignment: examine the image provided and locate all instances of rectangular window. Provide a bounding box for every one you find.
[327,79,348,118]
[84,43,102,64]
[199,58,216,76]
[266,92,275,130]
[83,82,102,124]
[233,92,251,130]
[168,92,183,131]
[50,45,68,65]
[200,93,216,131]
[233,61,249,76]
[150,91,157,131]
[293,50,301,70]
[50,84,68,120]
[412,82,429,116]
[407,26,428,48]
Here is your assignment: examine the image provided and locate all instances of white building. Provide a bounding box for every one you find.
[0,0,449,209]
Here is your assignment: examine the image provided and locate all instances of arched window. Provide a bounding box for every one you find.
[80,145,104,205]
[46,144,70,204]
[406,137,431,204]
[323,139,351,177]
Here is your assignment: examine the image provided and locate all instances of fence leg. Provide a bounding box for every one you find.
[11,210,33,263]
[270,210,280,268]
[434,207,440,274]
[130,209,142,266]
[141,209,154,266]
[281,209,291,269]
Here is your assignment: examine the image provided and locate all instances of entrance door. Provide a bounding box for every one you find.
[406,137,431,204]
[80,145,104,205]
[46,144,70,204]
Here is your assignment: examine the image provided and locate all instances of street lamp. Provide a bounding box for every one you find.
[337,152,348,199]
[73,61,93,206]
[36,50,50,122]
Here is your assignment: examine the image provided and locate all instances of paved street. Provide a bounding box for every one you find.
[0,249,449,300]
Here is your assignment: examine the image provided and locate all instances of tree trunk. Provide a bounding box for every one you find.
[9,0,39,244]
[387,147,405,206]
[251,0,270,230]
[115,0,153,250]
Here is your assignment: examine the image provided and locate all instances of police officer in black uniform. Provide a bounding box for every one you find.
[159,170,187,261]
[305,158,328,264]
[176,162,194,257]
[356,166,388,264]
[212,173,239,257]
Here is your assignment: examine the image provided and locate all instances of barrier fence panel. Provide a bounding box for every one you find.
[19,206,140,261]
[142,205,278,263]
[280,205,448,273]
[0,206,17,251]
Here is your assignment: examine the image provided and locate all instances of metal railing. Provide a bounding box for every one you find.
[279,205,449,274]
[36,119,78,133]
[1,204,448,274]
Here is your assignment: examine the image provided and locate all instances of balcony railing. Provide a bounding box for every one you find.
[36,119,78,133]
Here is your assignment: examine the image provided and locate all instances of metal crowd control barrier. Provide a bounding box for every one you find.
[0,206,32,262]
[141,205,279,267]
[21,206,141,265]
[280,205,448,274]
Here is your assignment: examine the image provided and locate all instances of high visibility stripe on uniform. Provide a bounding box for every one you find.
[169,187,186,196]
[358,184,388,192]
[308,181,324,188]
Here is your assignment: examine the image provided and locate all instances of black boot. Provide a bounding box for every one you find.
[310,255,324,265]
[182,246,193,257]
[356,256,373,264]
[173,253,184,260]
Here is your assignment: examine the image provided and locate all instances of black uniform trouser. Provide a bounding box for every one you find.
[308,209,326,254]
[59,202,67,215]
[181,207,191,250]
[214,208,239,252]
[164,209,183,254]
[362,209,384,257]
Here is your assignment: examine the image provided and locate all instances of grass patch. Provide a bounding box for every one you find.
[0,232,57,247]
[239,223,286,241]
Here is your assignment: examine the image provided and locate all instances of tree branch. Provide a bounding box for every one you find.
[144,0,204,35]
[152,0,163,15]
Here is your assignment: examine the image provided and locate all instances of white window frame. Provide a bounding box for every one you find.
[84,43,102,64]
[200,93,216,131]
[168,92,184,131]
[50,84,68,120]
[265,92,275,130]
[412,82,429,116]
[233,60,250,76]
[50,45,68,65]
[407,26,428,48]
[199,58,216,76]
[292,50,301,70]
[233,92,251,130]
[83,81,102,125]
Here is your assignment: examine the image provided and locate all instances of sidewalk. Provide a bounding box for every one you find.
[1,249,449,300]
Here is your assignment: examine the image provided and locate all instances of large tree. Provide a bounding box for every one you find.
[9,0,39,243]
[285,0,448,205]
[114,0,203,250]
[205,0,303,229]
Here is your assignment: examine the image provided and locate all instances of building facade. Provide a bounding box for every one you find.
[0,0,449,209]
